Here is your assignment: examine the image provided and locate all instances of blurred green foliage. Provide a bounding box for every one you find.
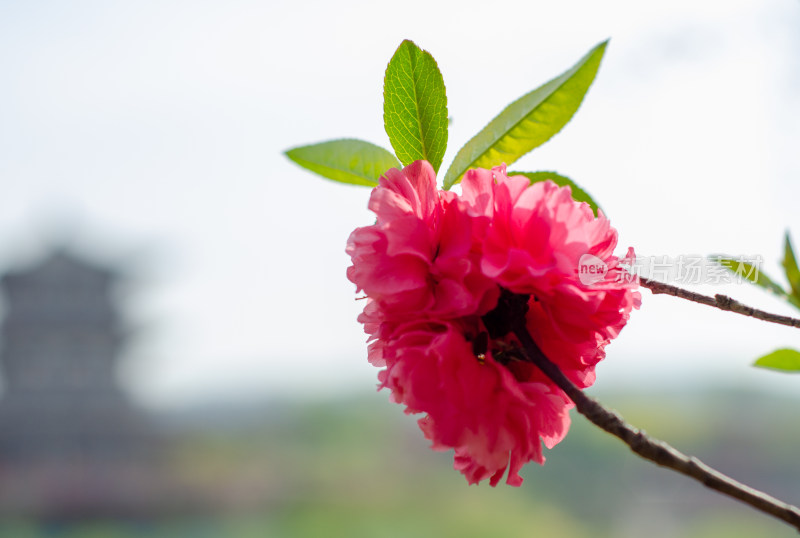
[0,388,798,537]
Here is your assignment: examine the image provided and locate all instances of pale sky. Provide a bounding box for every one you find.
[1,0,799,409]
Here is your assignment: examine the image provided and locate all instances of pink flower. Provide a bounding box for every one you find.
[461,165,640,388]
[346,160,639,486]
[346,160,497,321]
[379,320,571,486]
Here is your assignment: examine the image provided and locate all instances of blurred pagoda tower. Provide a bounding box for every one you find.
[0,249,151,462]
[0,248,164,517]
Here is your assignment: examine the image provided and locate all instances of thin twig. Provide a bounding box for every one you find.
[640,276,800,330]
[511,324,800,532]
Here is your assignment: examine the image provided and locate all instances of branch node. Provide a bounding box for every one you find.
[639,277,800,331]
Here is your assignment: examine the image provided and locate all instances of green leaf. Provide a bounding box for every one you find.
[383,40,448,173]
[754,348,800,372]
[443,40,608,189]
[783,231,800,299]
[714,257,789,296]
[285,139,400,187]
[510,171,601,216]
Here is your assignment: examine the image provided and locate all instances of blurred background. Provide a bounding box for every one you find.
[0,0,799,536]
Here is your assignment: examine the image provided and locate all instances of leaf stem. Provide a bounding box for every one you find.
[640,276,800,329]
[510,323,800,532]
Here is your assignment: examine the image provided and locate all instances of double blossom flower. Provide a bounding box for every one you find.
[346,160,640,486]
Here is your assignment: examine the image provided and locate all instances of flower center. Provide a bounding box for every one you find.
[472,288,532,366]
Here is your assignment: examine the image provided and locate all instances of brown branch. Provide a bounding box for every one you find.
[640,276,800,329]
[512,324,800,532]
